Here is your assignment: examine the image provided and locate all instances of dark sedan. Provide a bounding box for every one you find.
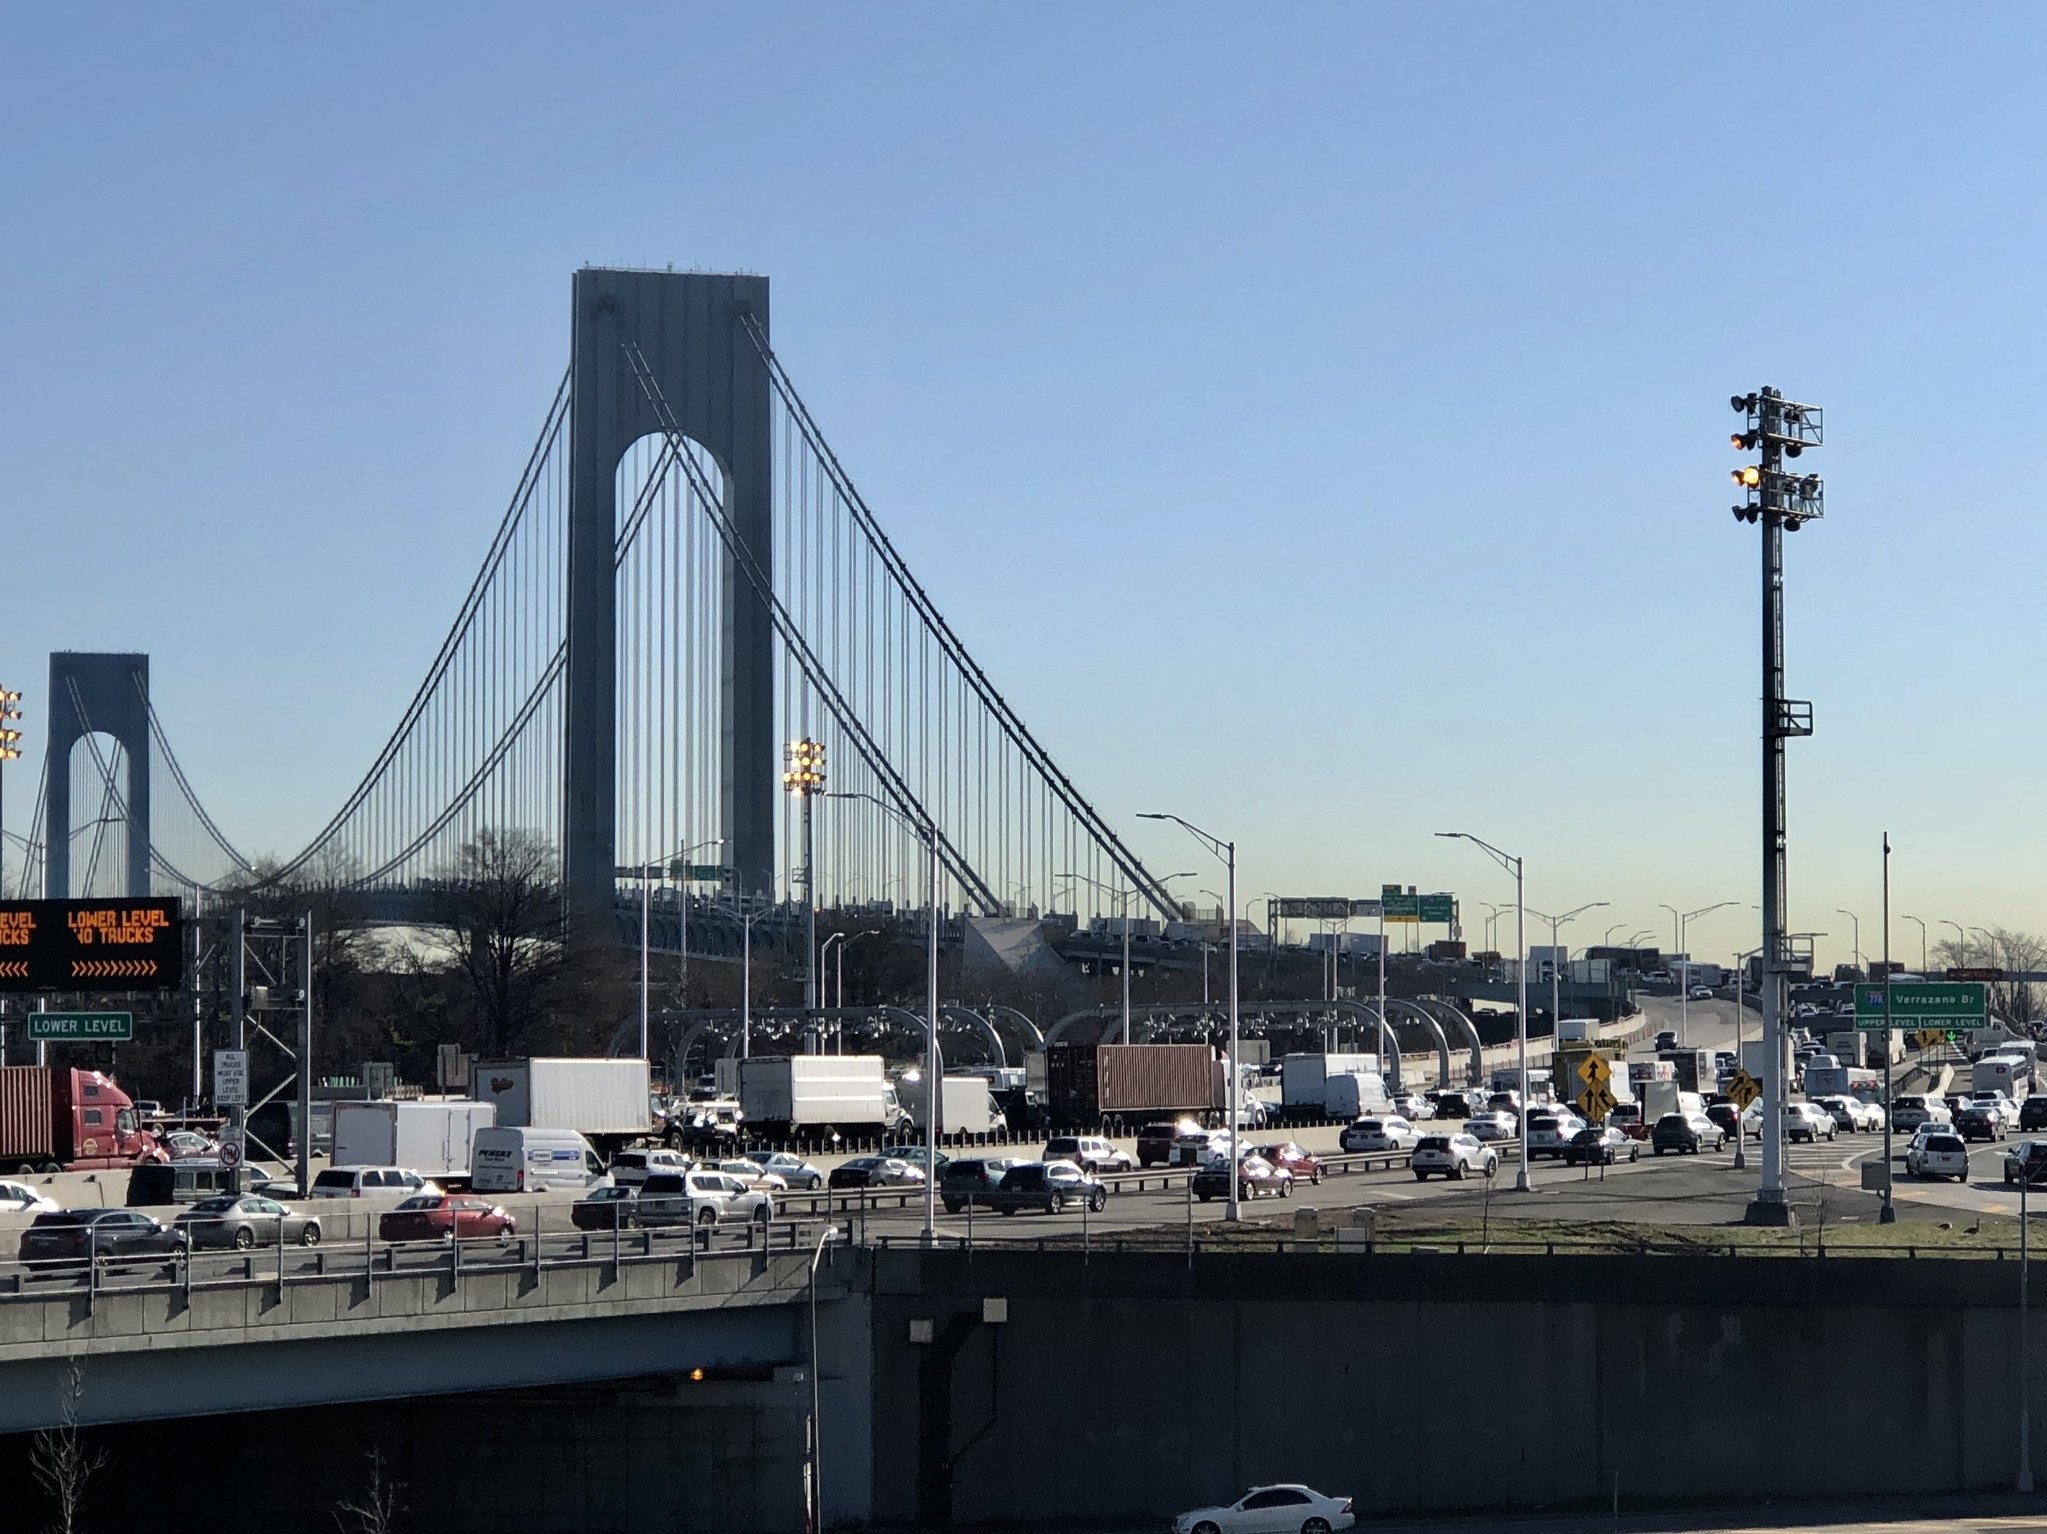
[1562,1126,1640,1167]
[988,1161,1107,1216]
[571,1184,641,1231]
[1651,1113,1726,1155]
[828,1156,925,1190]
[20,1208,188,1265]
[1191,1155,1293,1203]
[172,1194,322,1250]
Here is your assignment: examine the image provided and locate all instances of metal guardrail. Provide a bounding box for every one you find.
[0,1215,829,1314]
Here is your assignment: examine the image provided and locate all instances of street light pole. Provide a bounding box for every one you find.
[1060,870,1195,1044]
[673,837,727,1010]
[1528,901,1607,1031]
[1141,813,1240,1222]
[1667,902,1738,1046]
[1902,915,1928,973]
[1438,831,1531,1192]
[1943,919,1966,967]
[824,790,943,1239]
[1835,909,1861,973]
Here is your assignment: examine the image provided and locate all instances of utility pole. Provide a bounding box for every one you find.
[1729,385,1824,1227]
[0,686,20,894]
[785,739,826,1052]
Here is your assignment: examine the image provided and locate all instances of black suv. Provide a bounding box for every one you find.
[2021,1098,2047,1133]
[991,1161,1107,1216]
[1135,1122,1183,1168]
[939,1158,1023,1215]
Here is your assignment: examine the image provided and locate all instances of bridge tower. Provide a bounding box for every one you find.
[44,651,152,898]
[565,269,775,910]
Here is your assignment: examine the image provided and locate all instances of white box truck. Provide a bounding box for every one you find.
[739,1055,908,1139]
[472,1058,652,1156]
[899,1074,1000,1135]
[1280,1053,1382,1120]
[331,1099,496,1181]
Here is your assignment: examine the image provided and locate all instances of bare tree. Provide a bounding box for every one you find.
[31,1358,105,1534]
[333,1446,404,1534]
[414,831,630,1057]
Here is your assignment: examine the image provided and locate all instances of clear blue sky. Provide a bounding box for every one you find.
[3,4,2043,970]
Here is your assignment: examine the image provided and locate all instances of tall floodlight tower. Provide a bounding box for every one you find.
[1728,386,1824,1227]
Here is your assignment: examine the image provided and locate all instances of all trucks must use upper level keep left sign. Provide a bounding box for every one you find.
[0,898,184,992]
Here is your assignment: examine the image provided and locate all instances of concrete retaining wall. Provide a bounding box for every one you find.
[870,1248,2042,1522]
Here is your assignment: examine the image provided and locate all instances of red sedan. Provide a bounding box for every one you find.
[1254,1142,1325,1185]
[378,1194,517,1245]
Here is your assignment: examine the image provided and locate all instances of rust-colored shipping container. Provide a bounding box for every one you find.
[1047,1043,1216,1125]
[0,1065,56,1165]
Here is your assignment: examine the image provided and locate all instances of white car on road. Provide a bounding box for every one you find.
[1339,1117,1419,1154]
[1463,1111,1517,1143]
[1524,1111,1587,1159]
[1783,1102,1837,1143]
[0,1180,58,1215]
[1813,1095,1883,1134]
[1905,1130,1971,1182]
[1971,1092,2021,1128]
[1174,1484,1355,1534]
[1411,1133,1498,1182]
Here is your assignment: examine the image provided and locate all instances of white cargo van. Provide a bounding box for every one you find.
[470,1127,608,1192]
[1324,1072,1392,1121]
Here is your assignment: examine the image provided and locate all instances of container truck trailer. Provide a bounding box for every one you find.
[0,1065,163,1173]
[1045,1042,1218,1129]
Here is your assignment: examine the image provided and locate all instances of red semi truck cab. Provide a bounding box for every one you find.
[0,1065,163,1173]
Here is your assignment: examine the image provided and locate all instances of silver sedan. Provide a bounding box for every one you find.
[173,1194,323,1250]
[1463,1112,1517,1143]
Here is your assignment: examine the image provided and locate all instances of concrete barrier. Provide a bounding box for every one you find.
[869,1246,2047,1523]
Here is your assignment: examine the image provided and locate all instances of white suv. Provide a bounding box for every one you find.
[307,1166,439,1199]
[1783,1103,1837,1143]
[1339,1117,1418,1154]
[1410,1133,1498,1182]
[1525,1111,1587,1159]
[608,1148,691,1187]
[637,1170,775,1226]
[1042,1136,1132,1174]
[1905,1129,1971,1182]
[1892,1095,1952,1132]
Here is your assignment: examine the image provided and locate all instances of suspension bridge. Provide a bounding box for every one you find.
[13,269,1185,949]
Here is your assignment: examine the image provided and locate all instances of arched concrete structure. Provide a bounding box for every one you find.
[668,1006,992,1075]
[1409,997,1487,1085]
[566,269,774,908]
[45,651,152,898]
[978,1004,1044,1052]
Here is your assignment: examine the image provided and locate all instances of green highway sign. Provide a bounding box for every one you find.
[1381,885,1420,922]
[1419,894,1456,924]
[1854,981,1986,1028]
[674,863,732,883]
[27,1011,133,1042]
